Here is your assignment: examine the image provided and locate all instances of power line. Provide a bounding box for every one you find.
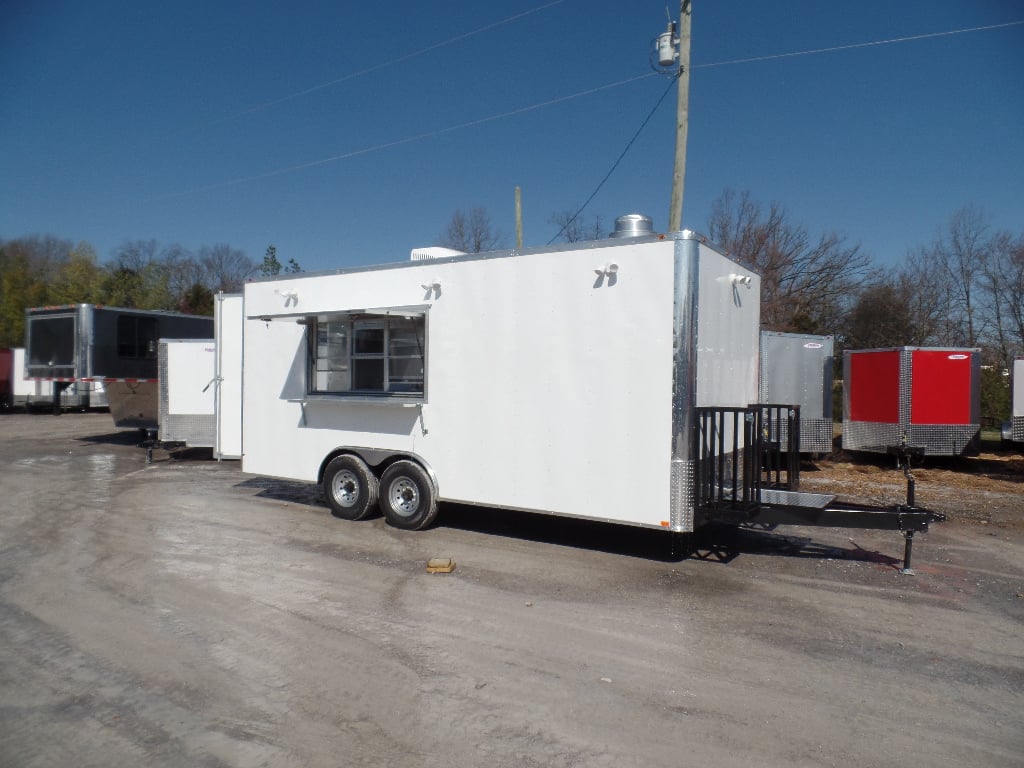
[177,1,566,135]
[158,18,1022,199]
[695,19,1024,70]
[155,73,658,200]
[547,73,679,245]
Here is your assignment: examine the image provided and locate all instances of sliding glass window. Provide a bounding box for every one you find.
[308,311,425,397]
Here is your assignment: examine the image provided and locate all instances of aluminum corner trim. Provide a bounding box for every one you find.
[670,237,699,530]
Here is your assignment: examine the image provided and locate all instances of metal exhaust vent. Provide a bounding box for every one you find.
[609,214,654,239]
[410,246,466,261]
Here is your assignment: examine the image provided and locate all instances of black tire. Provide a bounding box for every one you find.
[323,455,379,521]
[378,459,438,531]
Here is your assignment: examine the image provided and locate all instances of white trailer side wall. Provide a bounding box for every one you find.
[695,252,760,408]
[158,340,216,447]
[12,348,52,401]
[243,240,677,527]
[215,294,244,459]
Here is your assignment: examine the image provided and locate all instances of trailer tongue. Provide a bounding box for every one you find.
[696,405,945,573]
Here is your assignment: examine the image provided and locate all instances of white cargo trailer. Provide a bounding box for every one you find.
[1012,357,1024,444]
[239,226,942,570]
[759,331,834,454]
[157,339,217,448]
[147,295,244,460]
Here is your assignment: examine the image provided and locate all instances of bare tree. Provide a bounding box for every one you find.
[198,243,255,292]
[548,210,606,243]
[841,272,939,350]
[914,206,992,347]
[107,239,188,309]
[707,189,871,334]
[979,230,1024,363]
[439,208,502,253]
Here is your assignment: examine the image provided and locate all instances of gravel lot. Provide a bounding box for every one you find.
[1,413,1021,768]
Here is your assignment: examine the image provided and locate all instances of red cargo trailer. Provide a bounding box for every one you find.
[842,347,981,456]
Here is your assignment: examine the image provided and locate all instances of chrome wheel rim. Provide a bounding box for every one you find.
[388,477,419,517]
[331,470,360,508]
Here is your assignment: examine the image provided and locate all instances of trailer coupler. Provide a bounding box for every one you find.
[138,428,175,464]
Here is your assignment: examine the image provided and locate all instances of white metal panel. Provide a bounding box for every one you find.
[215,294,244,459]
[694,246,760,408]
[1013,358,1024,419]
[11,348,52,399]
[166,341,216,415]
[243,239,678,528]
[91,381,108,408]
[759,331,833,418]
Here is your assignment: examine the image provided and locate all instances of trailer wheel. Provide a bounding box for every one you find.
[323,455,379,521]
[378,460,438,531]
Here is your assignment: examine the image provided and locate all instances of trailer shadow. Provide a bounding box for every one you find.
[77,431,149,447]
[231,481,901,568]
[437,506,900,568]
[704,523,902,569]
[438,504,687,562]
[235,477,327,507]
[75,430,215,462]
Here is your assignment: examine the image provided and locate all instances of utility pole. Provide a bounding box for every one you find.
[515,186,523,249]
[668,1,691,233]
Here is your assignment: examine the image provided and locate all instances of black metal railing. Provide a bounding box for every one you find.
[695,404,801,520]
[759,403,801,490]
[695,407,759,515]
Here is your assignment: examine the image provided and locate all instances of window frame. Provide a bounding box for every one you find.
[116,315,159,360]
[306,308,428,401]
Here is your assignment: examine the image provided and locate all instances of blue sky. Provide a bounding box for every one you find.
[1,0,1021,273]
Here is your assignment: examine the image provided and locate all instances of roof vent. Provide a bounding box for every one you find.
[410,246,465,261]
[609,214,654,239]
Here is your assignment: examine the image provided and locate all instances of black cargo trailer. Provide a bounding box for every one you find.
[24,304,213,427]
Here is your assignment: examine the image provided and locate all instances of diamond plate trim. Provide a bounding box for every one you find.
[670,458,695,532]
[799,418,834,453]
[907,424,980,456]
[842,421,903,452]
[160,413,216,446]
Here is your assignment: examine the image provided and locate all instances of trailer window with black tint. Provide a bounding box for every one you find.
[309,311,425,397]
[117,316,159,359]
[28,314,76,373]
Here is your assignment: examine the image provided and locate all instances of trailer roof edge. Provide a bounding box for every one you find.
[246,229,737,285]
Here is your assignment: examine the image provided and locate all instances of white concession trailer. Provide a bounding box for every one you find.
[240,225,942,569]
[243,229,759,532]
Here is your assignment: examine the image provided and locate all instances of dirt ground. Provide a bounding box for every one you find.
[803,443,1024,530]
[0,413,1021,768]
